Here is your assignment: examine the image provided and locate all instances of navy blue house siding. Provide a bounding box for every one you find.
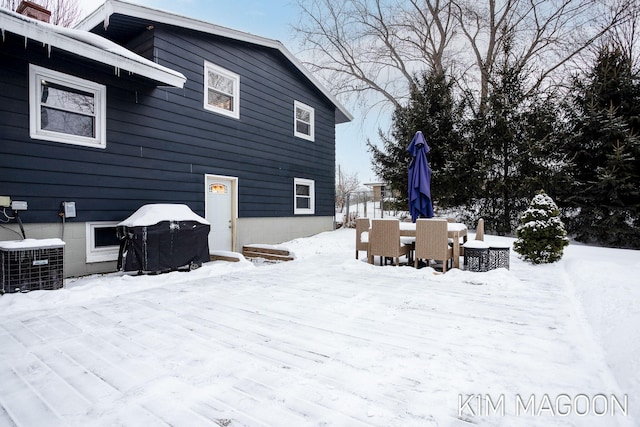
[0,22,337,224]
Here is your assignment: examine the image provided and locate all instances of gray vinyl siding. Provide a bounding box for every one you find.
[0,25,337,224]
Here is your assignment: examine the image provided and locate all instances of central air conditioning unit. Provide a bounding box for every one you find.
[0,239,65,294]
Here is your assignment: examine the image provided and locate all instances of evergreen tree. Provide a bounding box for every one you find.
[514,191,569,264]
[561,45,640,248]
[466,33,563,235]
[367,69,466,210]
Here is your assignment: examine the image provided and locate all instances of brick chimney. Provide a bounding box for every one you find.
[16,1,52,23]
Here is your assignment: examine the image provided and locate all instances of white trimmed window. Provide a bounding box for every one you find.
[29,64,106,148]
[86,222,120,263]
[204,61,240,119]
[294,100,314,141]
[294,178,315,215]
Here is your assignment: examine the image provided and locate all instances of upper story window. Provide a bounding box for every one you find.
[294,100,314,141]
[204,61,240,119]
[294,178,315,215]
[29,64,106,148]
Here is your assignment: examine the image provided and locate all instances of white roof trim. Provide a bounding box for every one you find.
[0,8,185,88]
[76,0,352,124]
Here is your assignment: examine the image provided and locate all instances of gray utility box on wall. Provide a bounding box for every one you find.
[0,239,65,294]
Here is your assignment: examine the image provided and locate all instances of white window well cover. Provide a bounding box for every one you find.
[118,204,210,227]
[86,222,120,263]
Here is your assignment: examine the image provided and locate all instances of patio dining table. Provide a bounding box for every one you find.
[399,221,468,269]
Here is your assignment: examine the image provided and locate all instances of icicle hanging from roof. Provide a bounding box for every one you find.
[103,2,114,30]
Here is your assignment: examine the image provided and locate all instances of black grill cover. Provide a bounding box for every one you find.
[117,205,210,273]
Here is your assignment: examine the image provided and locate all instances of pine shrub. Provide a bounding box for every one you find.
[514,191,569,264]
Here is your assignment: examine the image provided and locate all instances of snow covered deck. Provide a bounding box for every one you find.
[0,230,636,426]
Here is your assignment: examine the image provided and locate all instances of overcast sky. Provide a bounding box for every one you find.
[78,0,383,185]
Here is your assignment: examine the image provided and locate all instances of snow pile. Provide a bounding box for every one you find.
[0,238,65,249]
[118,204,210,227]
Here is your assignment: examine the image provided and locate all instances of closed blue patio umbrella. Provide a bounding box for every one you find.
[407,131,434,222]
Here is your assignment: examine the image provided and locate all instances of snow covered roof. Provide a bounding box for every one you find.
[76,0,352,124]
[118,204,210,227]
[0,7,185,88]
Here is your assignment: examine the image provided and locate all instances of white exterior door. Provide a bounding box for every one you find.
[205,175,236,252]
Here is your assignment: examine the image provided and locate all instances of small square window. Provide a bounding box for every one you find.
[294,101,314,141]
[86,222,120,263]
[29,65,106,148]
[294,178,315,214]
[204,61,240,119]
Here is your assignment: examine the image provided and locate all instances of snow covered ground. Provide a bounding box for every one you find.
[0,229,638,426]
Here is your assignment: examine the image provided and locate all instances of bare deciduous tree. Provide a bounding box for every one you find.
[295,0,456,111]
[0,0,21,10]
[294,0,635,114]
[335,164,360,212]
[43,0,81,27]
[452,0,632,113]
[608,0,640,65]
[1,0,81,27]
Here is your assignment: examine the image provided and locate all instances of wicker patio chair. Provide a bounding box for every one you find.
[414,218,453,273]
[475,218,485,241]
[368,219,409,266]
[355,217,370,259]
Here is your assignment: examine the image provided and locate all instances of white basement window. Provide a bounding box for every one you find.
[204,61,240,119]
[294,100,314,141]
[29,64,106,148]
[86,222,120,263]
[294,178,315,215]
